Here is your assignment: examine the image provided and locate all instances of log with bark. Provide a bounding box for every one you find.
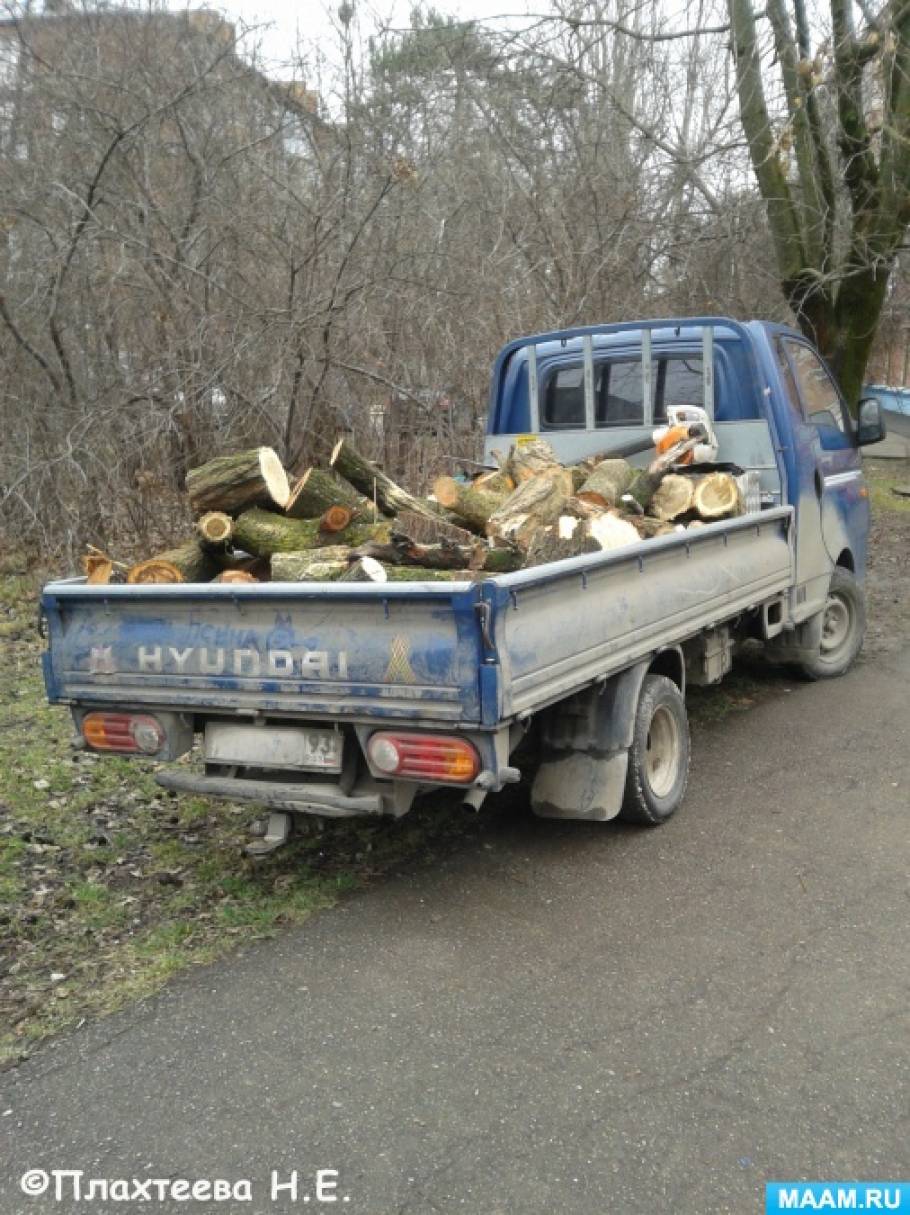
[649,474,696,521]
[215,569,259,584]
[356,535,523,573]
[393,508,479,547]
[578,458,636,506]
[197,511,233,548]
[330,438,442,522]
[127,540,219,584]
[486,466,575,550]
[431,476,512,533]
[523,519,601,567]
[232,508,391,557]
[506,438,560,483]
[320,505,354,534]
[692,472,743,519]
[340,556,387,583]
[83,554,114,585]
[185,447,290,515]
[285,467,373,521]
[271,547,356,582]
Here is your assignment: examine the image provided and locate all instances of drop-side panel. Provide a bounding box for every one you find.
[41,581,485,725]
[490,509,794,718]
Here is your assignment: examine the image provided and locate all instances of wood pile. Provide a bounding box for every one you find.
[81,438,745,586]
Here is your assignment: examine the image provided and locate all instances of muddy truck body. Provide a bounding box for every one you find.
[40,318,882,845]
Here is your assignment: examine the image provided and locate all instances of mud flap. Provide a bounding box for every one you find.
[531,750,628,821]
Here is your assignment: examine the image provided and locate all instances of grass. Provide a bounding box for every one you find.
[864,456,910,515]
[0,568,482,1066]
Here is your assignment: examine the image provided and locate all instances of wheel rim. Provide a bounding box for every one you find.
[820,593,852,654]
[645,704,680,798]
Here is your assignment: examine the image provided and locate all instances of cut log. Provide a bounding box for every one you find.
[587,512,642,552]
[626,515,679,539]
[127,540,219,584]
[564,495,609,520]
[506,438,560,483]
[271,549,353,581]
[330,438,441,522]
[185,447,289,515]
[393,508,478,547]
[431,476,511,533]
[285,467,372,520]
[578,459,635,506]
[382,566,480,582]
[340,557,388,583]
[358,535,523,573]
[693,472,743,519]
[486,467,575,550]
[196,511,233,547]
[621,468,662,512]
[215,569,259,584]
[649,474,696,521]
[83,554,114,585]
[471,468,514,495]
[232,508,391,557]
[524,521,601,567]
[320,505,354,534]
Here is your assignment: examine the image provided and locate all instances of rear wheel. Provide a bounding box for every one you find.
[620,674,690,826]
[797,568,866,680]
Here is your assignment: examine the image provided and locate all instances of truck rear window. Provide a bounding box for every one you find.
[541,356,705,429]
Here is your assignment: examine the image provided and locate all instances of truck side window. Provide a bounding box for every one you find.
[597,360,644,426]
[781,340,847,437]
[542,365,586,429]
[655,356,704,423]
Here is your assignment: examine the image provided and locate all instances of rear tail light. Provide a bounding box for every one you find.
[367,732,480,784]
[82,712,165,755]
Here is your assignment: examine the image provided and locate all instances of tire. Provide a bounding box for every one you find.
[620,674,690,826]
[797,567,866,681]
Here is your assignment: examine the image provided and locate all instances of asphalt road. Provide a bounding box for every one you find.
[2,651,909,1215]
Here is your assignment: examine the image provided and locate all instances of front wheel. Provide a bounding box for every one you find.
[620,674,690,826]
[797,568,866,680]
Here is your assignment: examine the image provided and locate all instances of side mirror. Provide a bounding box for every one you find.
[857,397,886,446]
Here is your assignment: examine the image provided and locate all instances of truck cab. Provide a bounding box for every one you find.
[484,317,882,631]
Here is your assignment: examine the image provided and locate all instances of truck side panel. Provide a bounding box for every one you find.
[485,509,794,718]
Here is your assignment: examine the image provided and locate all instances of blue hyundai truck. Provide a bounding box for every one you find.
[40,318,885,851]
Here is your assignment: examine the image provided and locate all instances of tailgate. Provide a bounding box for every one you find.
[41,580,487,725]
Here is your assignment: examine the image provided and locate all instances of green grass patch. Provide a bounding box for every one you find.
[865,457,910,515]
[0,571,488,1067]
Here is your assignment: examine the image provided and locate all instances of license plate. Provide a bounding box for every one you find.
[204,724,343,772]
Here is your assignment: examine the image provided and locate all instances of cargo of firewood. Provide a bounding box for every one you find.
[83,436,748,586]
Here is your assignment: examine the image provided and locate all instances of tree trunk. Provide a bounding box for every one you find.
[393,508,479,547]
[432,476,512,532]
[506,438,560,482]
[330,438,441,522]
[578,459,636,506]
[271,547,354,581]
[320,506,355,534]
[127,540,219,584]
[356,536,523,572]
[185,447,290,515]
[233,507,391,557]
[649,474,696,521]
[215,569,259,584]
[196,511,233,547]
[487,467,575,549]
[693,473,744,519]
[285,467,372,520]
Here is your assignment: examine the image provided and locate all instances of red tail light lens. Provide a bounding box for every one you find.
[367,732,480,784]
[82,712,165,755]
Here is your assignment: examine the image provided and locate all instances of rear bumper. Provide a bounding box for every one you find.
[154,771,385,817]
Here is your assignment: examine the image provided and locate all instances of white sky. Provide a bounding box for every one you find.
[185,0,534,76]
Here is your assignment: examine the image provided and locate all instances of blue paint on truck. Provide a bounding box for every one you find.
[41,318,879,828]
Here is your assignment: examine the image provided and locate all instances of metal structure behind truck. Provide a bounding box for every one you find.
[40,318,885,848]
